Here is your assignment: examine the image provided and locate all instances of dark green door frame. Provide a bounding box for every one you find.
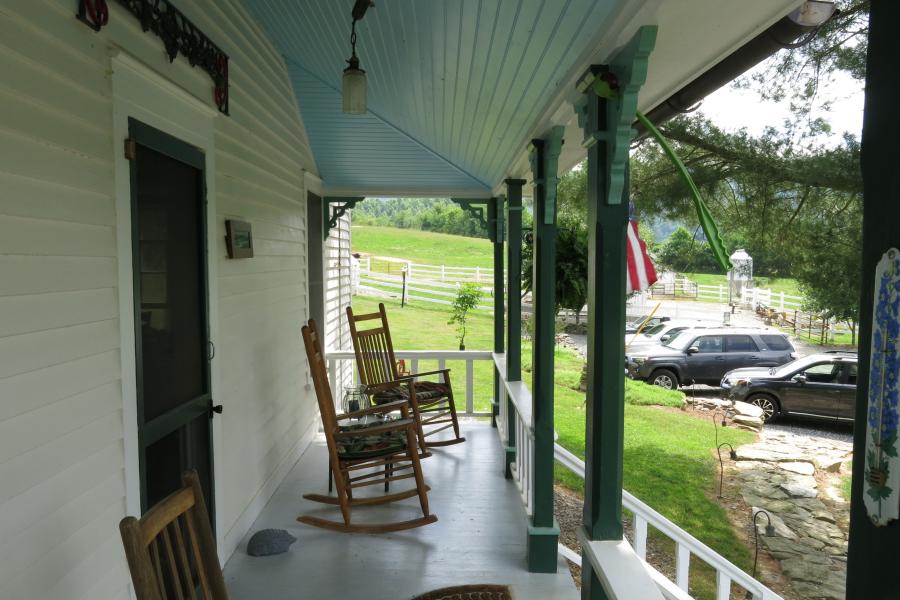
[526,127,564,573]
[576,26,657,599]
[846,3,900,597]
[128,118,216,519]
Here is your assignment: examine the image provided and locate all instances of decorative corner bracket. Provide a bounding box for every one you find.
[488,197,505,244]
[451,198,492,232]
[76,0,230,114]
[576,26,656,204]
[324,197,364,239]
[528,126,565,225]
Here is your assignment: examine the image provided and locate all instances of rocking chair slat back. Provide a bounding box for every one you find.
[119,471,228,600]
[301,320,340,439]
[347,305,399,387]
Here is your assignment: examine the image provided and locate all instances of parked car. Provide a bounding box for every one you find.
[626,328,795,389]
[625,314,671,334]
[721,351,857,422]
[625,319,719,354]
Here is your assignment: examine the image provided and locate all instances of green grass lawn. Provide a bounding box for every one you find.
[352,225,493,268]
[840,461,853,501]
[352,292,756,597]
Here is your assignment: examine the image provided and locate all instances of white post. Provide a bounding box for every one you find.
[719,284,724,302]
[441,264,446,281]
[406,261,413,280]
[779,291,785,311]
[466,359,474,414]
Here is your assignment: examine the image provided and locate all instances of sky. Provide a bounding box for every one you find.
[697,66,865,142]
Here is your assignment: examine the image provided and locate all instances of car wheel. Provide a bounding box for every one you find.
[747,394,779,423]
[650,369,678,390]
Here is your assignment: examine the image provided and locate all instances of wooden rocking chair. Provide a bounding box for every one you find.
[119,470,228,600]
[300,319,437,533]
[347,303,466,450]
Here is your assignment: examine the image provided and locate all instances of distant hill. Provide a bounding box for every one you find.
[352,225,493,268]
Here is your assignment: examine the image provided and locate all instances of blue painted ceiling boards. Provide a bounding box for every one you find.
[243,0,619,196]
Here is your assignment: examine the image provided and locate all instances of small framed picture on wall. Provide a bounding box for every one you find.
[225,219,253,258]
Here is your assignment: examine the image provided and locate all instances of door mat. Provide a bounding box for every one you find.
[410,584,512,600]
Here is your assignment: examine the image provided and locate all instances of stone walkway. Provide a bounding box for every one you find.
[733,430,852,599]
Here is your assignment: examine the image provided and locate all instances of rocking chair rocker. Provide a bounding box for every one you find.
[347,303,466,450]
[300,319,437,533]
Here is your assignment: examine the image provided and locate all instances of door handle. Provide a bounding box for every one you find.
[208,340,216,361]
[749,355,759,360]
[715,356,726,361]
[210,404,223,418]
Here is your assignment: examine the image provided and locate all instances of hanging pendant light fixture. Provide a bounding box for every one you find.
[342,1,374,114]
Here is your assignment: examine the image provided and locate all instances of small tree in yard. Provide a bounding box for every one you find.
[449,283,484,350]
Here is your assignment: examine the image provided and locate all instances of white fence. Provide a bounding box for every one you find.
[324,349,494,417]
[554,444,783,600]
[493,354,535,516]
[358,255,495,283]
[358,271,495,311]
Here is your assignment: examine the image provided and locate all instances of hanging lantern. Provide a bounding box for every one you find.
[342,52,367,114]
[342,1,373,114]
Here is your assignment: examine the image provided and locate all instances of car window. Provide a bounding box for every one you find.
[761,334,792,351]
[803,363,841,384]
[845,363,858,385]
[693,335,724,353]
[662,330,688,347]
[725,335,758,352]
[643,323,667,336]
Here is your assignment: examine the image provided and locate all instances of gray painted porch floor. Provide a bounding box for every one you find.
[223,422,578,600]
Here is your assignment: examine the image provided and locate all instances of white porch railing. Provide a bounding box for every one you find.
[324,349,494,417]
[493,353,534,515]
[554,444,784,600]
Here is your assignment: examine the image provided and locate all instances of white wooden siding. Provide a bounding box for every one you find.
[0,1,318,598]
[324,212,354,392]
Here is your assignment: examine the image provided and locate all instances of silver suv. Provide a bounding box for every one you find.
[626,327,796,389]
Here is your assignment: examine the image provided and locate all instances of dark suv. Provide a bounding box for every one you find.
[721,352,857,422]
[626,328,796,389]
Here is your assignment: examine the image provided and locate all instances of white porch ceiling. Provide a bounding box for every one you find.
[243,0,803,198]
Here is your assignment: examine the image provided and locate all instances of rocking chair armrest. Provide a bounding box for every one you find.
[336,399,409,421]
[406,368,450,379]
[364,378,414,393]
[332,418,416,439]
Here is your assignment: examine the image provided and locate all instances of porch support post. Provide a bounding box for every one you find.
[490,197,505,428]
[576,26,656,599]
[847,2,900,596]
[527,126,564,573]
[504,179,525,478]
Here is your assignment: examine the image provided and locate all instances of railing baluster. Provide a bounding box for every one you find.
[716,571,732,600]
[411,359,419,377]
[676,543,691,591]
[328,359,338,411]
[466,359,474,415]
[438,358,446,382]
[633,514,648,559]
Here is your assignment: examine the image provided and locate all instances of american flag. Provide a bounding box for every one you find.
[625,212,658,294]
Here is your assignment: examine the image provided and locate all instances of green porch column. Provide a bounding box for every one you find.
[576,27,656,600]
[490,197,506,428]
[527,127,564,573]
[505,179,525,478]
[847,2,900,597]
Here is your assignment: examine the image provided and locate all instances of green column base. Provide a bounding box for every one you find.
[504,447,515,479]
[526,518,560,573]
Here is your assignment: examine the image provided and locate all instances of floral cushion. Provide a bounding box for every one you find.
[336,421,408,460]
[372,381,450,405]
